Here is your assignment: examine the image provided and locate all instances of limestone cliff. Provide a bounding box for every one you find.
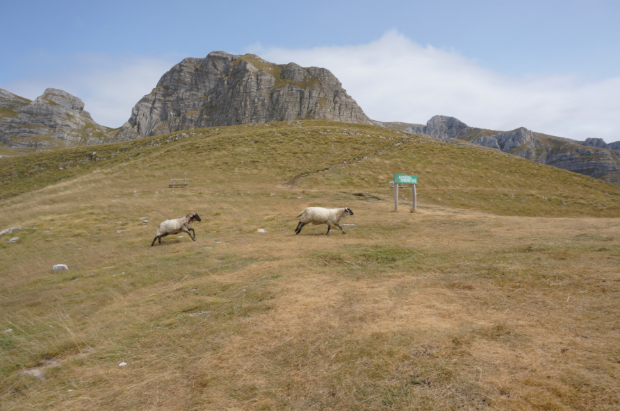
[116,51,372,139]
[406,116,620,184]
[0,88,114,154]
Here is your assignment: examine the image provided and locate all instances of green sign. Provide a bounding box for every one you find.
[394,174,417,184]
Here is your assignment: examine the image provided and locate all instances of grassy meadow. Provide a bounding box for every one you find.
[1,121,620,410]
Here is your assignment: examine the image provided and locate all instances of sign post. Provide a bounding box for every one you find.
[392,174,418,211]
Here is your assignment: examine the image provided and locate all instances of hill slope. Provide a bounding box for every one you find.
[2,120,619,216]
[1,121,620,410]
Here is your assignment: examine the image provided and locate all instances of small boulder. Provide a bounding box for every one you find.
[53,264,69,272]
[6,237,19,244]
[256,228,267,233]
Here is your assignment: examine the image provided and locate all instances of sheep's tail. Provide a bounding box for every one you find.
[296,210,305,218]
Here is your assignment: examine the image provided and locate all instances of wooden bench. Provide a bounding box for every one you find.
[169,178,189,188]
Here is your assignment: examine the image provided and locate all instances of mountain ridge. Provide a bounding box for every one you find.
[406,115,620,184]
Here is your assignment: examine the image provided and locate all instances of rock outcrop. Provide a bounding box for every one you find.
[582,137,620,151]
[405,115,469,139]
[471,127,541,160]
[406,115,620,184]
[116,52,372,139]
[0,88,113,154]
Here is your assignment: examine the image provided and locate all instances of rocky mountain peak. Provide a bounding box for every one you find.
[583,137,610,149]
[404,115,470,139]
[0,88,112,154]
[116,51,371,139]
[470,126,539,155]
[39,88,85,112]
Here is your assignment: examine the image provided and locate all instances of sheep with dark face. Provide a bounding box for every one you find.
[151,213,201,246]
[295,207,354,235]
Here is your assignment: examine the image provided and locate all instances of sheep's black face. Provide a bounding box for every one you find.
[193,213,202,222]
[344,207,354,215]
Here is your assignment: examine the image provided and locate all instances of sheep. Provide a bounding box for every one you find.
[151,212,201,246]
[295,207,353,235]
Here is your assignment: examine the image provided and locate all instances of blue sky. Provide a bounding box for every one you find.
[2,0,620,141]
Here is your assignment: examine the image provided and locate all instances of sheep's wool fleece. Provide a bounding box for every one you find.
[156,217,191,236]
[298,207,346,225]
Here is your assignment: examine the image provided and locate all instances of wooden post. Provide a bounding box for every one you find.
[412,184,417,212]
[394,183,399,211]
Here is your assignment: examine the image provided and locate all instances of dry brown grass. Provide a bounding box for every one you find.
[1,122,620,410]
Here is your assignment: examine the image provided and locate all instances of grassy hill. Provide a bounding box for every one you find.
[1,121,620,410]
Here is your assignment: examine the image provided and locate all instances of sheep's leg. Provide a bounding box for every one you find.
[183,228,196,241]
[189,228,196,240]
[151,236,159,246]
[326,225,331,235]
[336,223,346,234]
[296,222,306,234]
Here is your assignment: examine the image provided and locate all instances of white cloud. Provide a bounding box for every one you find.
[249,31,620,142]
[2,53,177,128]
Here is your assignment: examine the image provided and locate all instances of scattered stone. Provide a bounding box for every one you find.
[256,228,267,233]
[0,227,19,236]
[23,368,45,379]
[53,264,69,272]
[3,328,13,333]
[119,362,127,367]
[6,237,19,244]
[188,310,209,317]
[116,230,124,234]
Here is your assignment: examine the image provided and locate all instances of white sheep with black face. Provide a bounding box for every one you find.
[294,207,354,235]
[151,212,201,246]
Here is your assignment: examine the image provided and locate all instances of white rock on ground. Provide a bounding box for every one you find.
[256,228,267,233]
[53,264,68,272]
[6,237,19,243]
[0,227,19,236]
[22,368,45,379]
